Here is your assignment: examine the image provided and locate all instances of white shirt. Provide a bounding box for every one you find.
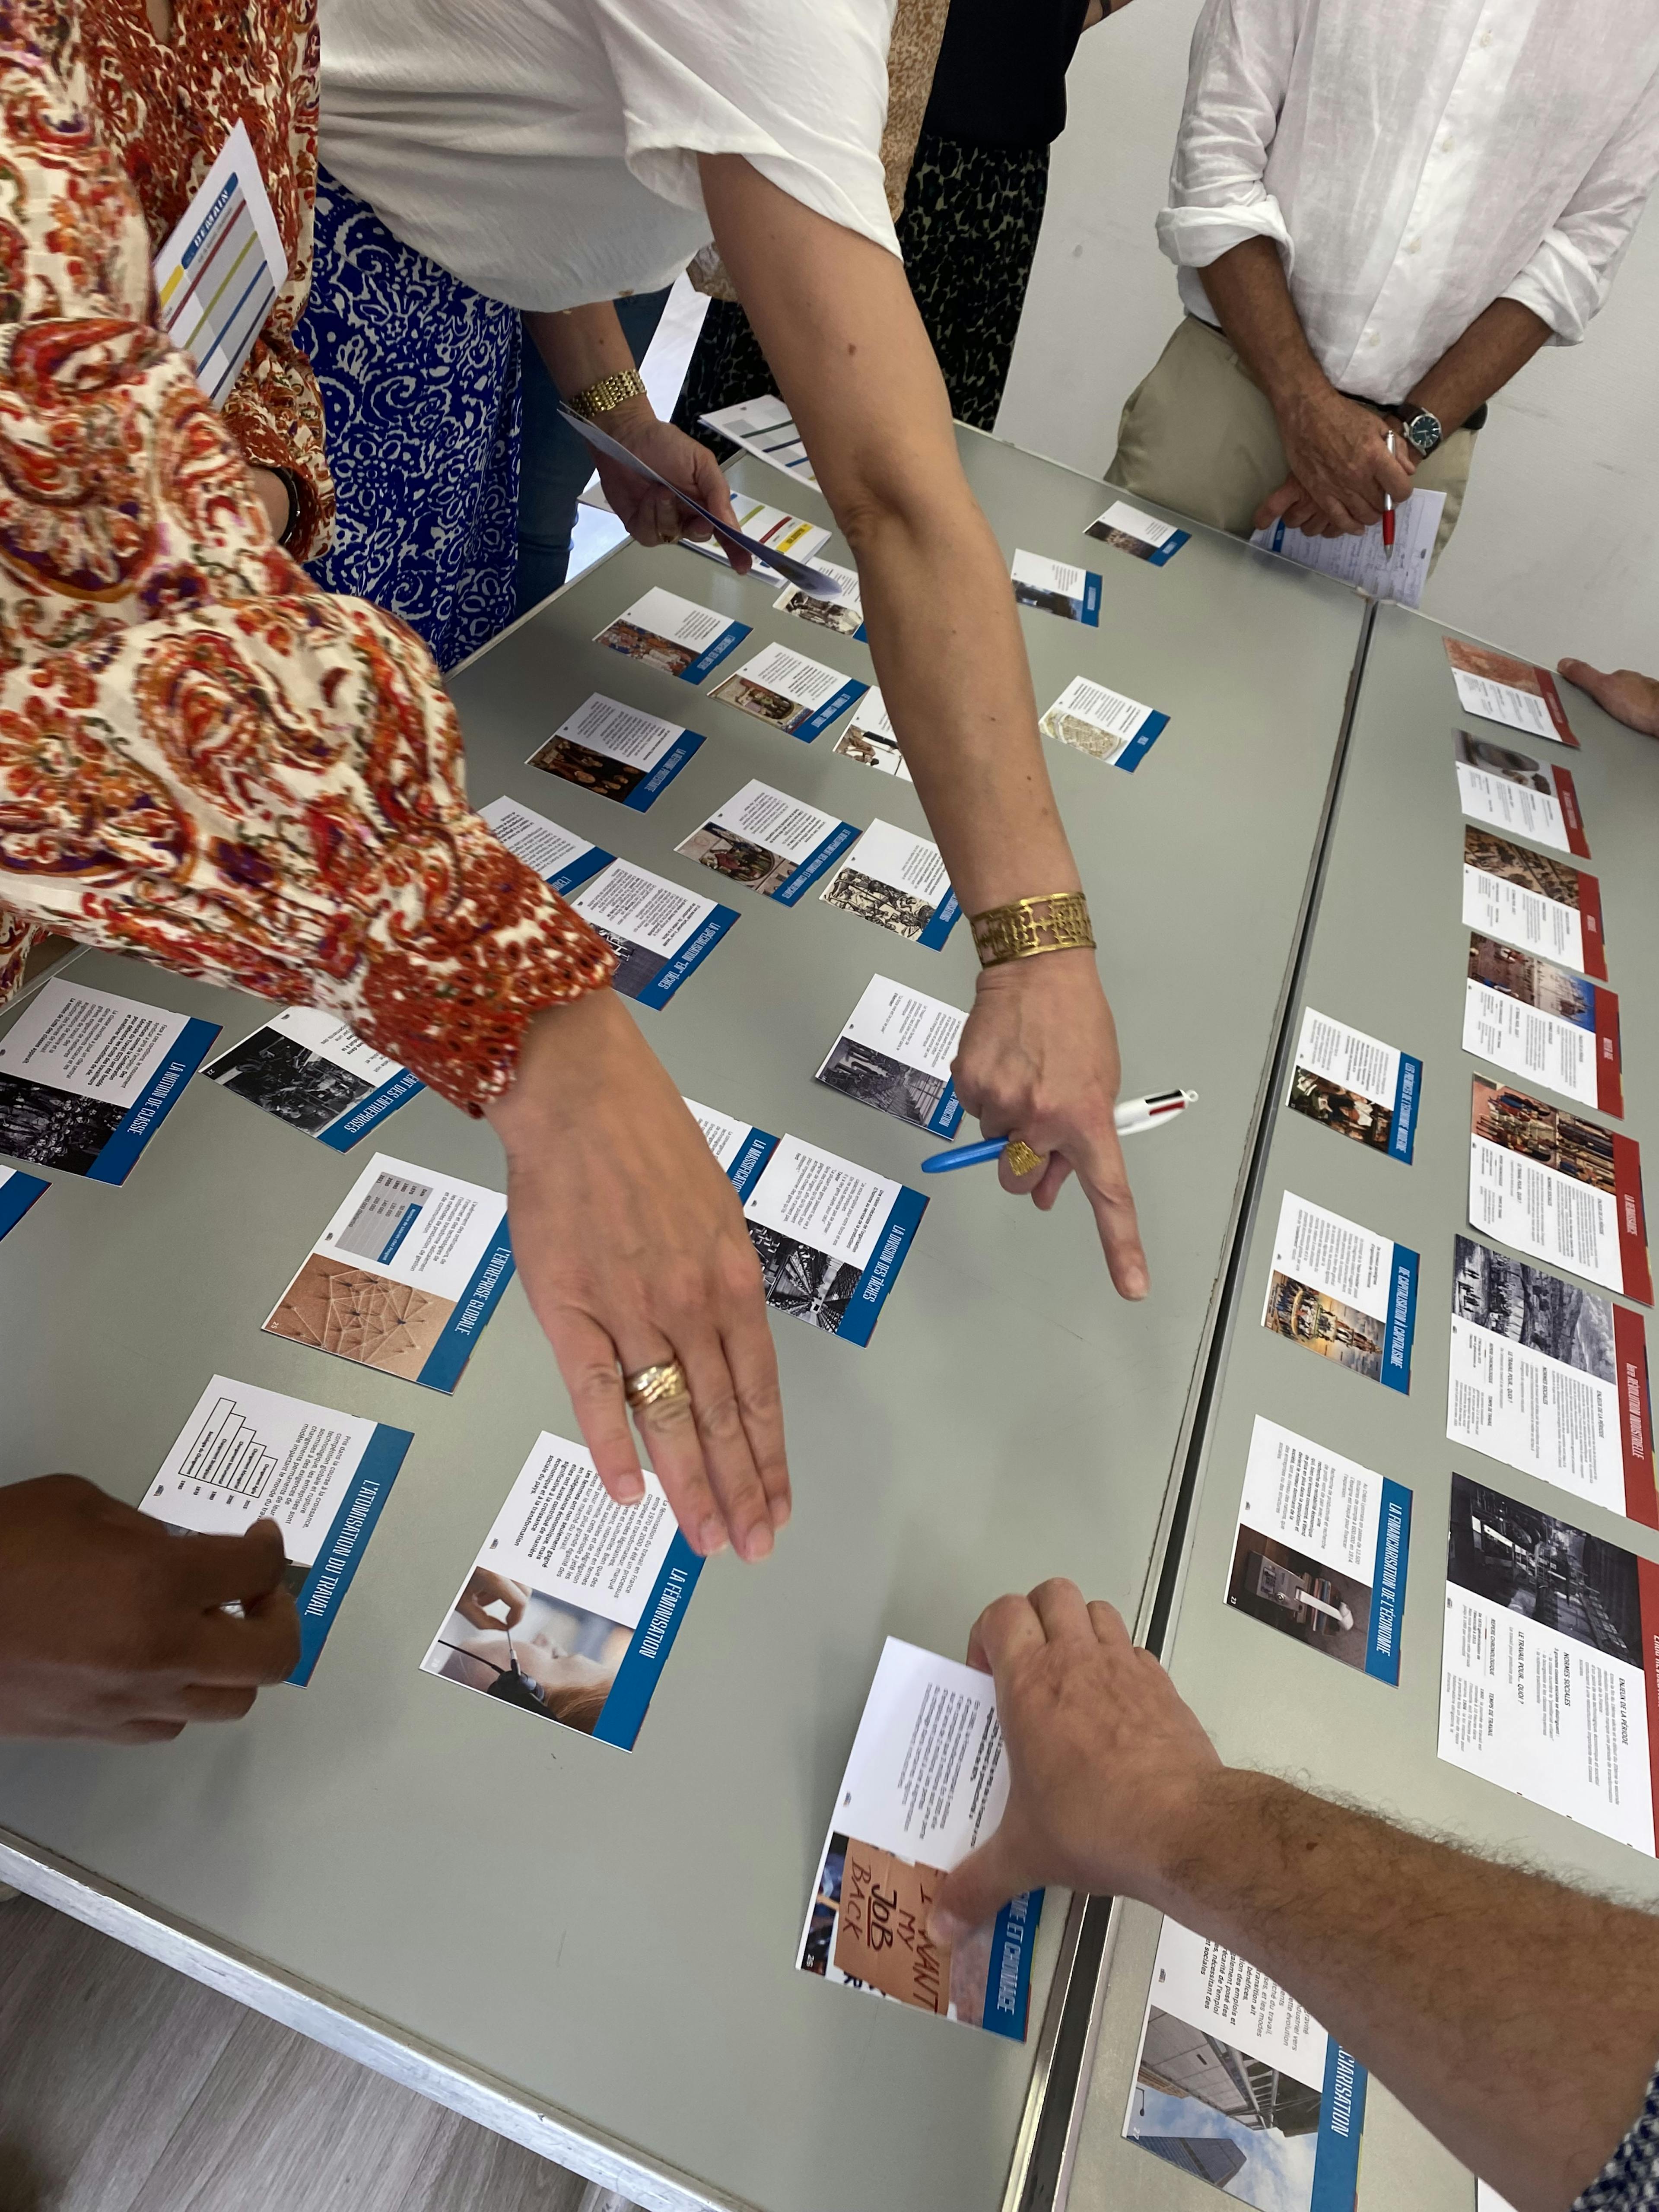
[1158,0,1659,402]
[318,0,899,313]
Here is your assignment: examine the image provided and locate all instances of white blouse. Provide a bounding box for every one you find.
[318,0,900,312]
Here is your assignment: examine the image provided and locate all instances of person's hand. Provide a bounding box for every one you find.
[457,1567,530,1631]
[1557,658,1659,739]
[928,1581,1221,1945]
[0,1476,301,1744]
[1256,387,1417,536]
[588,399,751,569]
[484,988,788,1563]
[949,951,1149,1299]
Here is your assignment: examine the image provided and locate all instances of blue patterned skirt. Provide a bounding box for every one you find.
[297,166,522,672]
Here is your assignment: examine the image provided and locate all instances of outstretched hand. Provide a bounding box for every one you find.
[589,401,751,568]
[1557,658,1659,738]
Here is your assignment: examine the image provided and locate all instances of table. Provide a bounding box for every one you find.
[1064,600,1659,2210]
[0,429,1365,2212]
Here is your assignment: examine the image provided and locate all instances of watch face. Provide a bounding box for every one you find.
[1404,410,1443,456]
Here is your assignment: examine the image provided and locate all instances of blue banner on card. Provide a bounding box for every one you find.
[591,1534,704,1748]
[376,1202,423,1267]
[417,1218,516,1393]
[87,1015,219,1185]
[840,1184,928,1346]
[1147,530,1189,566]
[318,1067,424,1152]
[981,1888,1044,2040]
[1309,2041,1368,2212]
[632,904,741,1011]
[1364,1478,1411,1684]
[1116,711,1169,772]
[683,620,751,683]
[1381,1243,1419,1394]
[796,678,869,743]
[1081,572,1102,625]
[626,730,704,810]
[291,1423,412,1683]
[0,1169,47,1239]
[725,1127,779,1199]
[549,844,613,897]
[917,890,962,951]
[926,1081,963,1138]
[1387,1054,1422,1165]
[774,822,859,904]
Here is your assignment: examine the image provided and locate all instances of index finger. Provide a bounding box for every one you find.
[966,1591,1046,1679]
[1074,1122,1149,1301]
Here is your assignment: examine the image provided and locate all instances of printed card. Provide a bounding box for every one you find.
[675,779,858,905]
[1462,826,1606,979]
[1011,548,1101,626]
[0,977,217,1183]
[593,587,749,683]
[710,641,867,740]
[206,1007,422,1153]
[699,393,820,492]
[833,687,912,781]
[1262,1190,1419,1393]
[569,859,739,1008]
[1465,935,1622,1116]
[0,1164,46,1240]
[263,1151,514,1393]
[796,1637,1042,2039]
[1469,1079,1651,1304]
[1085,499,1189,565]
[421,1433,699,1751]
[774,558,866,640]
[683,1098,779,1201]
[478,795,612,896]
[815,976,965,1137]
[526,692,703,811]
[1039,675,1167,771]
[1285,1007,1421,1163]
[143,1376,411,1683]
[1439,1475,1659,1857]
[680,496,829,585]
[1449,1235,1655,1526]
[1227,1417,1410,1683]
[1445,639,1577,746]
[819,819,960,949]
[1125,1918,1367,2212]
[1455,730,1589,858]
[155,120,287,410]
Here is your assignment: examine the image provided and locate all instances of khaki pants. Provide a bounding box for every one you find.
[1109,316,1477,569]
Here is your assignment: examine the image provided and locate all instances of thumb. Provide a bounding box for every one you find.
[1557,657,1602,691]
[929,1820,1039,1949]
[1252,477,1301,533]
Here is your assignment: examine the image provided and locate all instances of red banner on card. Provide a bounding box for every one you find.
[1637,1557,1659,1855]
[1576,870,1608,980]
[1595,988,1624,1119]
[1614,1132,1653,1305]
[1617,1304,1656,1527]
[1554,767,1590,858]
[1535,667,1580,748]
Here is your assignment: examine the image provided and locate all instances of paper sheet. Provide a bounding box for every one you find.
[1250,490,1443,608]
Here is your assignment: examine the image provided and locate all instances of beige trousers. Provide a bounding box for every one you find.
[1108,316,1478,569]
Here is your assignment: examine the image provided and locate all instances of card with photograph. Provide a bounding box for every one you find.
[1039,675,1167,770]
[1011,547,1101,625]
[1084,499,1189,565]
[819,819,960,949]
[1448,1235,1654,1525]
[143,1376,411,1683]
[815,975,965,1137]
[832,687,912,781]
[796,1637,1042,2038]
[568,859,739,1008]
[773,558,866,639]
[206,1006,423,1153]
[1261,1189,1419,1392]
[1455,730,1589,858]
[1445,638,1577,746]
[421,1434,701,1751]
[0,977,217,1183]
[1226,1417,1410,1682]
[1464,934,1622,1116]
[1469,1078,1650,1304]
[1462,826,1607,979]
[263,1151,514,1393]
[525,692,703,812]
[477,795,612,897]
[0,1164,47,1240]
[674,779,858,905]
[710,640,867,740]
[592,587,750,684]
[1285,1007,1421,1163]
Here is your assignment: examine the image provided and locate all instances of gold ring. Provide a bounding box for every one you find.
[623,1360,690,1412]
[1004,1138,1047,1178]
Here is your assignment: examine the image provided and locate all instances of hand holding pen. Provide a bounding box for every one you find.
[923,1090,1198,1175]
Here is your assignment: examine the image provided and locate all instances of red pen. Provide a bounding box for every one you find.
[1382,431,1397,558]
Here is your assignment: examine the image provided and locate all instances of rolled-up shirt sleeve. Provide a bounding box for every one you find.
[1157,0,1300,273]
[1503,60,1659,344]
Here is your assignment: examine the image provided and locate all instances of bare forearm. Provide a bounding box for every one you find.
[1199,235,1326,408]
[524,302,639,404]
[1158,1771,1659,2212]
[1408,299,1551,434]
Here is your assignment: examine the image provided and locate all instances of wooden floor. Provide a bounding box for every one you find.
[0,1895,629,2212]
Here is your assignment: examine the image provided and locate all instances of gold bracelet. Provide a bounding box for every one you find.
[969,891,1096,969]
[569,368,648,421]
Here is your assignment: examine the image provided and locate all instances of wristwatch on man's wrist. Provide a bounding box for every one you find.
[1394,401,1444,458]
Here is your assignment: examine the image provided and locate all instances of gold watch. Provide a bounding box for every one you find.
[569,369,649,421]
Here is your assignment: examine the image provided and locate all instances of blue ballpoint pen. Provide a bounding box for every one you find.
[922,1089,1198,1174]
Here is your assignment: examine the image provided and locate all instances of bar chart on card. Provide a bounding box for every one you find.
[173,1392,280,1500]
[154,120,288,409]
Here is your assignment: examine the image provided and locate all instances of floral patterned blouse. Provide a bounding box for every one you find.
[80,0,334,562]
[0,0,616,1113]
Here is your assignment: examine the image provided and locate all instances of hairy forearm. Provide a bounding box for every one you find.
[1199,236,1327,409]
[1408,299,1551,433]
[1157,1771,1659,2212]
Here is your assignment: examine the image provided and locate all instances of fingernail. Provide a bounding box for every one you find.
[741,1522,773,1563]
[700,1519,729,1556]
[927,1909,966,1947]
[615,1473,645,1503]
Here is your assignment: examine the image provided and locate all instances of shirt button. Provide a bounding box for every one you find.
[1407,237,1422,254]
[1441,134,1455,152]
[1480,27,1493,44]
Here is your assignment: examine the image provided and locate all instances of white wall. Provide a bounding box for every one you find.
[996,0,1659,674]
